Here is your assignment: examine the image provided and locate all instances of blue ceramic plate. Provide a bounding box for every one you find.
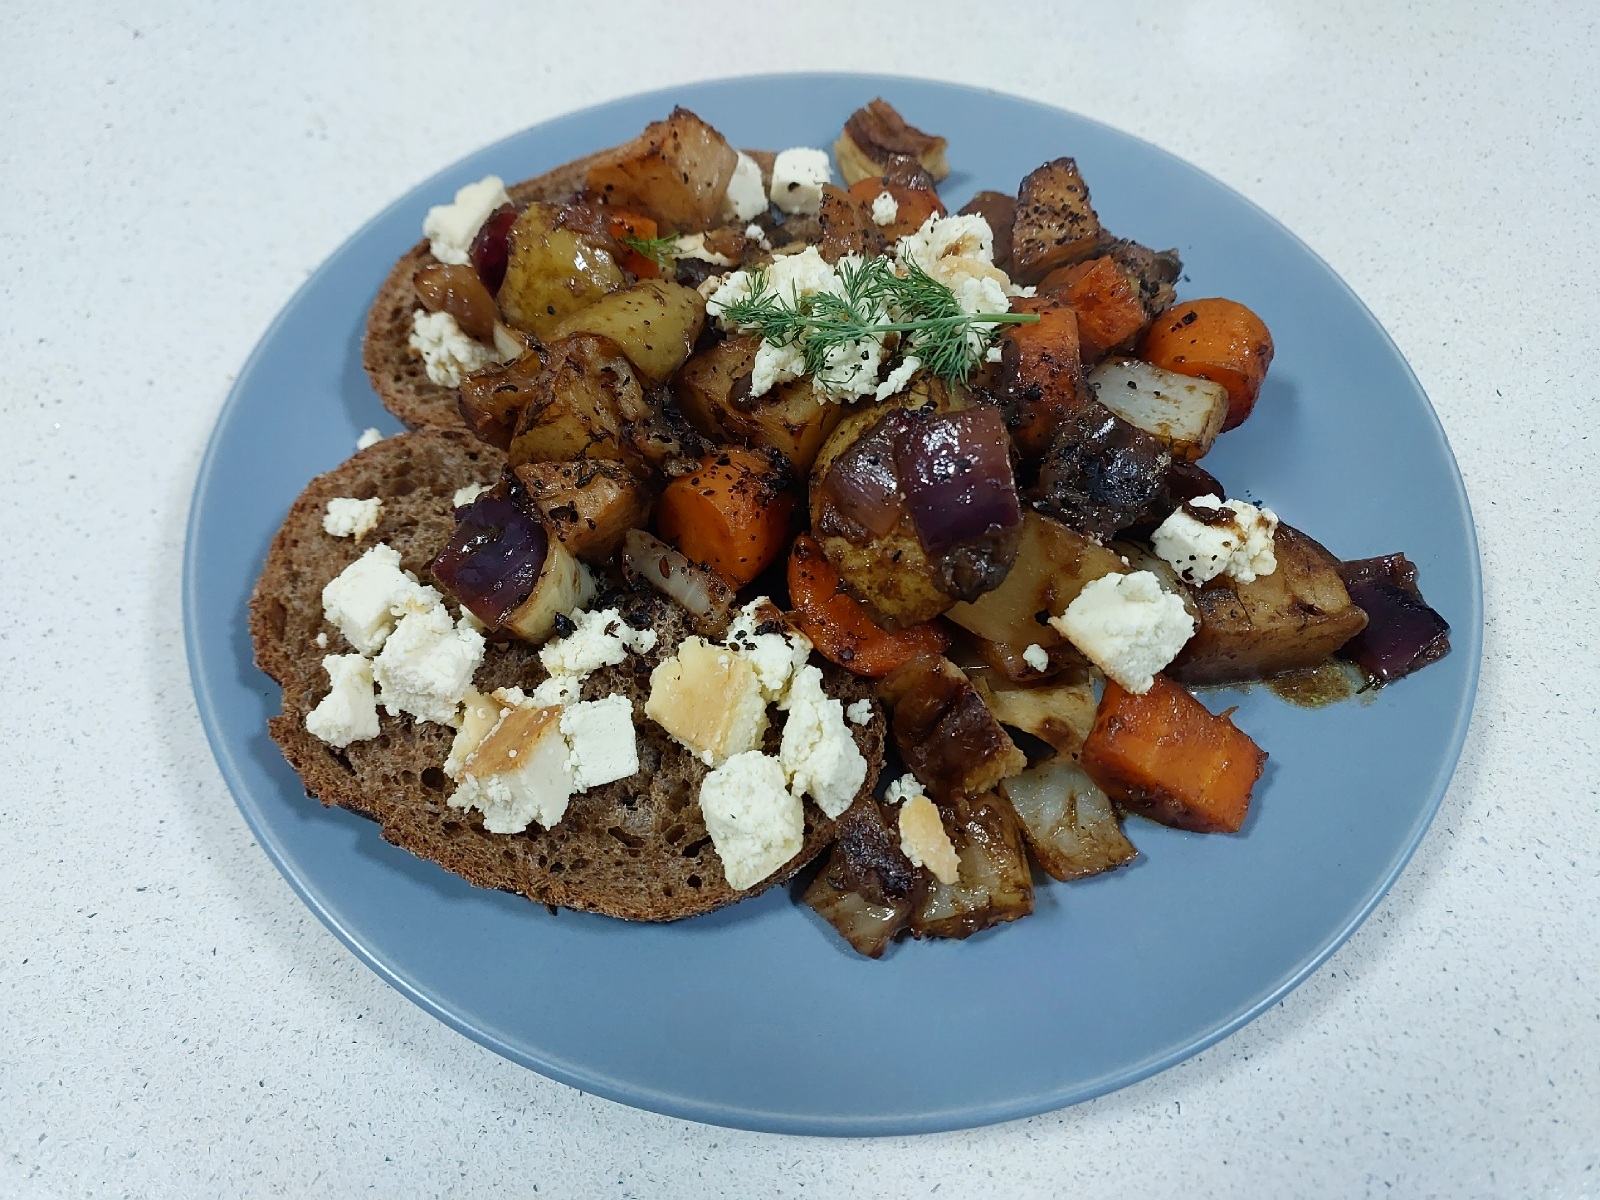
[185,74,1480,1135]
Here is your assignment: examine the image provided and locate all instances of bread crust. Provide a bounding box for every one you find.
[250,430,884,921]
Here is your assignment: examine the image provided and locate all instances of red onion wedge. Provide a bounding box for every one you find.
[430,486,549,629]
[469,203,516,294]
[1337,554,1451,685]
[896,406,1021,557]
[621,528,734,633]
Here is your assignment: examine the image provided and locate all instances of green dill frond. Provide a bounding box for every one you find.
[618,233,681,271]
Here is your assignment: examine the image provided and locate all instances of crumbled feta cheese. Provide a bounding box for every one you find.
[985,345,1004,363]
[1050,571,1195,695]
[322,496,383,540]
[895,213,996,273]
[778,664,867,819]
[898,794,960,885]
[422,174,510,265]
[744,222,771,249]
[449,704,572,833]
[320,543,439,656]
[769,147,831,215]
[882,772,924,807]
[561,695,639,790]
[356,427,385,450]
[1151,495,1280,585]
[870,191,899,227]
[409,309,502,387]
[444,687,501,780]
[874,355,921,401]
[528,673,583,709]
[315,631,328,649]
[845,698,873,726]
[1022,643,1050,673]
[721,151,769,223]
[372,604,485,725]
[539,607,658,680]
[452,482,491,508]
[645,636,768,765]
[724,599,812,703]
[304,654,379,748]
[698,751,803,890]
[671,233,734,267]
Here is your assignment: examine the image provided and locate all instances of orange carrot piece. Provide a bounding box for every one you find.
[607,212,661,280]
[656,449,793,586]
[1039,256,1148,360]
[1081,675,1267,834]
[845,178,945,238]
[999,296,1091,459]
[1138,298,1274,431]
[787,535,949,676]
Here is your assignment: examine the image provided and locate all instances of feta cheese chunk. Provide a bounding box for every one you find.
[845,698,873,726]
[874,354,920,402]
[444,687,501,780]
[769,147,832,215]
[725,599,812,703]
[356,427,385,450]
[671,233,734,267]
[645,637,769,765]
[527,673,583,710]
[721,151,769,223]
[744,222,771,249]
[539,607,659,680]
[449,703,573,833]
[422,174,510,265]
[322,496,383,540]
[409,310,501,388]
[1151,495,1280,585]
[870,190,899,226]
[778,664,867,819]
[1022,643,1050,673]
[452,482,491,508]
[895,212,996,273]
[304,654,379,748]
[698,751,803,890]
[1049,571,1195,695]
[320,543,439,656]
[882,772,924,807]
[372,604,485,725]
[561,695,639,790]
[898,793,960,885]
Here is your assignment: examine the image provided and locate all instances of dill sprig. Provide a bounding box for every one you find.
[716,255,1038,387]
[618,233,680,271]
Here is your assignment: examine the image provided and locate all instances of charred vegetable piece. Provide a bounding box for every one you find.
[674,335,844,473]
[412,262,500,343]
[978,674,1097,759]
[621,528,733,635]
[815,184,887,263]
[506,334,648,468]
[497,203,625,339]
[548,279,706,386]
[1169,525,1369,686]
[958,191,1015,273]
[1088,357,1230,462]
[996,296,1095,460]
[1030,402,1173,540]
[1337,554,1451,684]
[882,656,1027,803]
[1002,759,1137,882]
[656,448,794,587]
[468,203,516,293]
[1083,675,1267,835]
[1011,157,1103,284]
[909,792,1034,939]
[846,177,946,239]
[802,795,921,958]
[834,98,950,186]
[511,459,653,564]
[1103,238,1182,320]
[1039,256,1151,362]
[1121,459,1227,542]
[585,107,739,232]
[1139,298,1274,431]
[457,347,545,450]
[946,511,1126,680]
[787,535,949,677]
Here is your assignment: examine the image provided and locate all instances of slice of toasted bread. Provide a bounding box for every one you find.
[250,430,884,921]
[363,150,617,432]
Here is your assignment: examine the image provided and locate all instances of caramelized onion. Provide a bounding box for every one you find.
[1337,554,1451,684]
[469,203,516,293]
[430,486,549,629]
[621,528,733,631]
[412,262,500,343]
[896,407,1021,556]
[818,409,912,540]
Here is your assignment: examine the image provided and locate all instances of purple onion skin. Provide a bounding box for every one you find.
[818,409,913,540]
[1337,554,1450,684]
[896,407,1021,556]
[469,204,517,294]
[430,491,549,629]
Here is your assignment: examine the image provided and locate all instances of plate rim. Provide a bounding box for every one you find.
[184,70,1483,1136]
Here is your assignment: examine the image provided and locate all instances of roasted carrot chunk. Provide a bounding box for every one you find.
[845,177,945,238]
[1040,256,1148,361]
[997,296,1093,459]
[607,212,661,279]
[788,535,949,676]
[1138,298,1274,431]
[1081,675,1267,834]
[656,449,793,586]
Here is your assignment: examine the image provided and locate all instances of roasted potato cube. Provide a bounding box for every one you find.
[1082,675,1267,834]
[816,184,887,263]
[506,334,647,467]
[802,796,919,958]
[1169,524,1370,685]
[1089,358,1229,461]
[909,792,1034,939]
[511,459,653,563]
[883,656,1027,803]
[497,203,625,339]
[834,98,950,186]
[548,279,705,385]
[1002,759,1137,881]
[1011,157,1103,284]
[946,512,1127,676]
[456,347,545,450]
[585,107,739,232]
[676,335,845,472]
[978,674,1097,759]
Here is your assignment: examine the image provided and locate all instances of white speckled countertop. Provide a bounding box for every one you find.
[3,3,1596,1196]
